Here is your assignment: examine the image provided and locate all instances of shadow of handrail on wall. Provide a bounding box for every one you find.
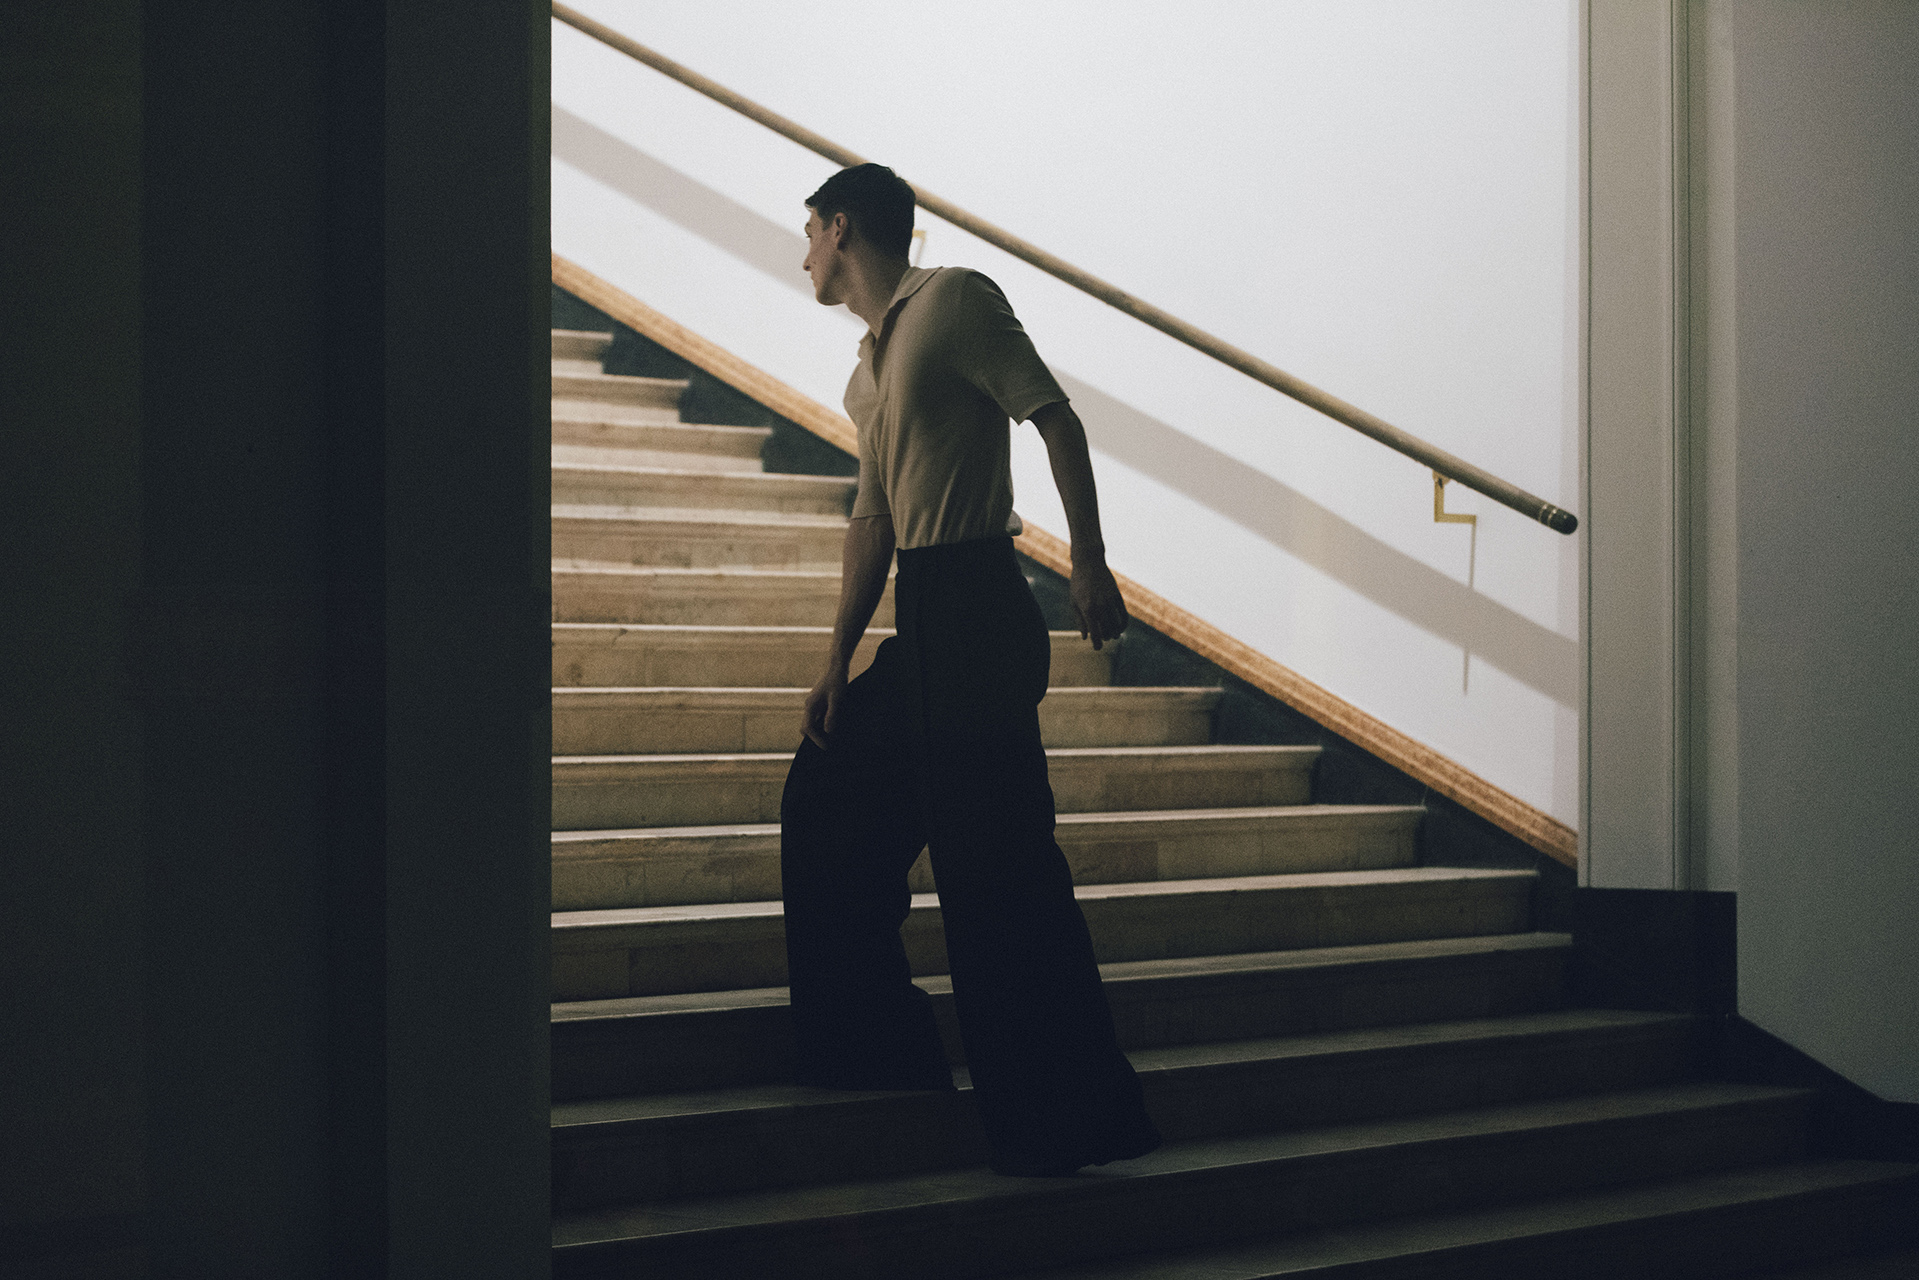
[556,105,807,284]
[1053,373,1577,707]
[553,105,1578,708]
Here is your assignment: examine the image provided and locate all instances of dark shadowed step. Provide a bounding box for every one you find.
[549,932,1572,1101]
[1003,1160,1919,1280]
[551,1009,1707,1209]
[549,1083,1812,1279]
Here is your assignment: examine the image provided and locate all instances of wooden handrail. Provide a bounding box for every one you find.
[552,252,1580,868]
[551,2,1579,536]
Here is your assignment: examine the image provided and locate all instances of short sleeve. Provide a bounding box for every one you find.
[948,271,1068,423]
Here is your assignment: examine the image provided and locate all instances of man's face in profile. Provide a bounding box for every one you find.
[802,208,841,306]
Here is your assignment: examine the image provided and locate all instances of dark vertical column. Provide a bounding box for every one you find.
[322,1,391,1273]
[139,2,332,1273]
[3,2,547,1273]
[0,3,148,1275]
[381,2,552,1275]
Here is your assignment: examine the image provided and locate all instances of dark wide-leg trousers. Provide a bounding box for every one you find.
[780,536,1160,1172]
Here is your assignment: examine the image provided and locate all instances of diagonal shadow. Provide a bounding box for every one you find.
[1051,373,1577,706]
[553,106,1578,707]
[555,105,809,286]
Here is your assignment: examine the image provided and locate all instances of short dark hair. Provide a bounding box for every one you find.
[806,164,916,259]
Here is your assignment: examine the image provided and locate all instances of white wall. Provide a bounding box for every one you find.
[1724,0,1919,1103]
[1588,0,1918,1099]
[552,1,1583,825]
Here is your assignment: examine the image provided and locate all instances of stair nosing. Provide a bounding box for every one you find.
[552,370,689,389]
[549,412,767,436]
[997,1158,1919,1280]
[548,802,1402,849]
[550,1009,1703,1131]
[549,1082,1813,1248]
[551,743,1320,766]
[551,866,1535,933]
[552,565,847,579]
[548,686,1224,711]
[550,507,848,529]
[550,684,1220,696]
[550,623,1104,639]
[549,932,1574,1025]
[550,461,855,486]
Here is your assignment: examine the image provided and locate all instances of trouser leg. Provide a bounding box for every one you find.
[902,539,1160,1170]
[928,728,1157,1168]
[779,638,951,1091]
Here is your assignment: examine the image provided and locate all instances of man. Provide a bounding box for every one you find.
[780,163,1161,1177]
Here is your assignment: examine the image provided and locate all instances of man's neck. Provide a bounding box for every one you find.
[840,253,912,335]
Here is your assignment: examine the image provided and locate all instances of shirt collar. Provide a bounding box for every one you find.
[889,264,937,308]
[858,265,938,359]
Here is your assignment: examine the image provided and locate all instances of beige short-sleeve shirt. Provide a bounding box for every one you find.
[844,266,1068,549]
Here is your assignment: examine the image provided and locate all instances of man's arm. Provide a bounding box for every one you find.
[801,512,896,748]
[1031,401,1129,649]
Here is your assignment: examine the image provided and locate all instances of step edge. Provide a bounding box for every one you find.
[550,868,1537,933]
[547,804,1423,847]
[549,932,1575,1024]
[548,1083,1815,1249]
[550,1009,1706,1130]
[995,1158,1919,1280]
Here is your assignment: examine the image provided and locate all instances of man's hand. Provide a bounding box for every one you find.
[801,666,848,749]
[803,513,894,750]
[1070,556,1129,650]
[1032,402,1127,649]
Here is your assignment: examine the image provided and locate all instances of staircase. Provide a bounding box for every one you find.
[545,327,1916,1278]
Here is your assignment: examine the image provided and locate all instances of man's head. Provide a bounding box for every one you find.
[803,164,915,304]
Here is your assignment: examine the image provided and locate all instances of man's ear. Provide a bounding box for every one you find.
[828,211,852,248]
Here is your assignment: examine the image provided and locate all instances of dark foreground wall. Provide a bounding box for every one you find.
[1,4,551,1276]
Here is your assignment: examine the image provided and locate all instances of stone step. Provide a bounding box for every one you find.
[551,801,1417,912]
[551,397,682,429]
[551,685,1221,755]
[550,932,1572,1100]
[1002,1160,1919,1280]
[548,1082,1812,1278]
[551,744,1316,830]
[552,369,687,414]
[551,1010,1705,1209]
[551,508,846,571]
[551,567,886,627]
[550,463,855,518]
[551,328,612,375]
[549,867,1535,1001]
[551,624,1113,689]
[551,418,769,472]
